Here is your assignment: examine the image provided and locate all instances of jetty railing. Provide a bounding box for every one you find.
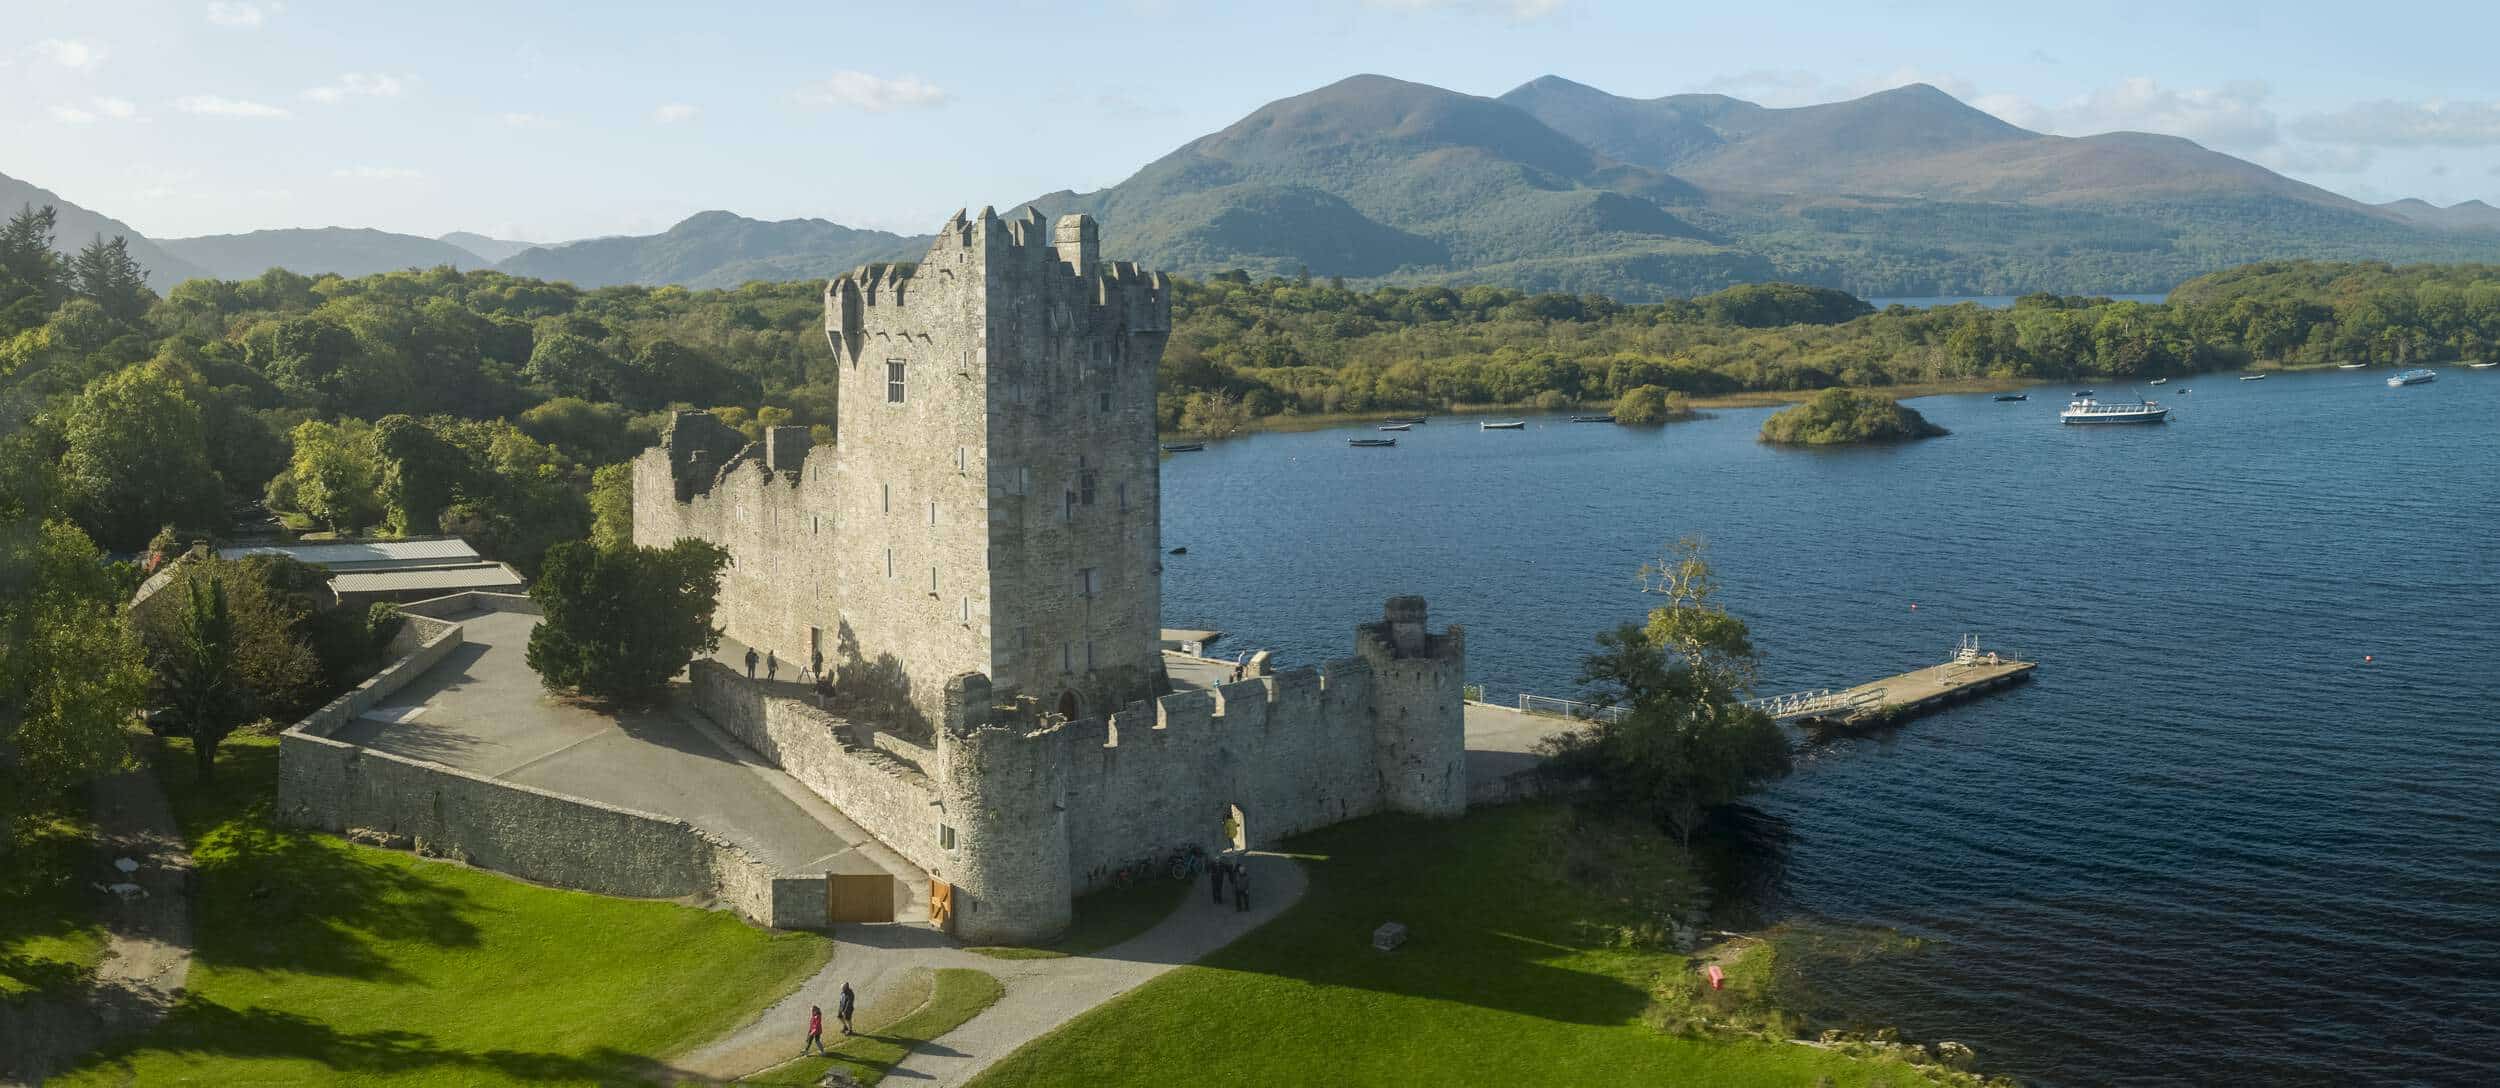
[1516,693,1626,724]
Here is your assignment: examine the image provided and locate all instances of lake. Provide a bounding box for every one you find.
[1158,369,2500,1087]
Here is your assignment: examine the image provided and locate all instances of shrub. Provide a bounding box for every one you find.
[1759,389,1947,446]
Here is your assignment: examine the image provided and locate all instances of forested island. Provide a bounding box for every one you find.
[1758,389,1947,446]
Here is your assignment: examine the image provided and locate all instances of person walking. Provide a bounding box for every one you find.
[744,647,759,678]
[810,647,826,683]
[765,650,779,681]
[1211,857,1229,905]
[803,1004,826,1055]
[838,982,857,1036]
[1233,860,1251,913]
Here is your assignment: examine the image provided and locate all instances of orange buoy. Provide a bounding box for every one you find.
[2364,655,2374,663]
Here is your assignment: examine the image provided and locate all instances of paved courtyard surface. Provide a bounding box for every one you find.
[332,609,885,878]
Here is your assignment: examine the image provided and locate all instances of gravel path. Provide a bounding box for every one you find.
[675,852,1307,1085]
[0,768,195,1086]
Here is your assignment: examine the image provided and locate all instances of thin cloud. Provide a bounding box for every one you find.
[49,105,97,125]
[1974,78,2278,152]
[206,1,279,27]
[35,38,107,70]
[2293,100,2500,148]
[332,166,421,180]
[48,96,140,124]
[652,102,698,124]
[305,72,404,103]
[500,112,555,128]
[1360,0,1567,18]
[795,72,951,112]
[176,94,292,118]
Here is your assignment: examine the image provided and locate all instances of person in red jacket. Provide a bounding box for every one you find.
[804,1004,826,1055]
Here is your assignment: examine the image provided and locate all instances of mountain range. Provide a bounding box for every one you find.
[11,74,2500,299]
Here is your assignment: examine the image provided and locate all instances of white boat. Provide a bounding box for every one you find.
[1480,420,1525,430]
[2060,397,2170,425]
[2388,369,2437,387]
[2148,378,2169,385]
[2471,362,2497,369]
[2239,374,2269,382]
[2337,363,2369,370]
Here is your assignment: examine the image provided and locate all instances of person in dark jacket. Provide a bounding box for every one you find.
[838,982,857,1036]
[1233,861,1251,912]
[1211,857,1228,904]
[745,647,759,678]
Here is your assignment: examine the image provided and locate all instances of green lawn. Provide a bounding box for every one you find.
[742,966,1005,1086]
[55,735,833,1087]
[967,874,1195,960]
[970,804,1952,1088]
[0,805,110,1000]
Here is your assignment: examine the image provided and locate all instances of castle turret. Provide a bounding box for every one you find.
[933,673,1073,943]
[1357,596,1466,817]
[1052,214,1099,274]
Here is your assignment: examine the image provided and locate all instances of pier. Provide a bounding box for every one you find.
[1781,636,2036,731]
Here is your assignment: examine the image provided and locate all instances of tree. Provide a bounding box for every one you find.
[149,577,256,781]
[135,556,320,728]
[0,521,146,835]
[55,364,228,549]
[1542,539,1790,844]
[1611,385,1692,425]
[1177,390,1255,438]
[588,462,634,550]
[276,419,384,532]
[526,538,728,703]
[70,234,156,324]
[0,204,67,330]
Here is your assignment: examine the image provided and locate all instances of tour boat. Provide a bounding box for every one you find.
[1993,393,2028,402]
[2148,378,2169,385]
[2239,373,2269,382]
[1480,420,1526,430]
[2337,362,2369,369]
[1569,414,1616,423]
[1377,423,1412,431]
[2388,369,2437,387]
[2471,362,2497,369]
[2060,397,2171,425]
[1159,443,1204,453]
[1348,437,1397,447]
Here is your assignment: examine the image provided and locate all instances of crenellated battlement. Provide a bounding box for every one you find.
[823,207,1170,370]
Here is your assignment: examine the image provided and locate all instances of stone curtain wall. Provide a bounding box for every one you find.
[1056,659,1383,889]
[688,661,945,877]
[277,593,829,930]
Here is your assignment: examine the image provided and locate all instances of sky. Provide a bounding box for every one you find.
[5,0,2499,243]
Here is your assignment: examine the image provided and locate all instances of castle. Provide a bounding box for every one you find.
[635,208,1466,943]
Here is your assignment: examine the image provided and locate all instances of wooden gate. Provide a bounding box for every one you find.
[828,873,895,925]
[928,879,954,933]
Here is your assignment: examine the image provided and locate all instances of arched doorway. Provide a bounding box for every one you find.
[1225,803,1248,852]
[1055,690,1079,720]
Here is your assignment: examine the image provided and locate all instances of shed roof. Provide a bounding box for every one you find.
[218,539,482,571]
[328,562,526,595]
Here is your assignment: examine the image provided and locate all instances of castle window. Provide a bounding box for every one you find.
[930,566,940,594]
[886,359,907,403]
[1063,490,1076,521]
[955,446,969,475]
[1077,567,1098,597]
[1079,471,1097,506]
[1117,483,1128,512]
[929,501,939,526]
[1061,643,1072,672]
[810,513,820,535]
[882,483,890,513]
[1097,391,1112,413]
[940,824,956,851]
[884,548,895,579]
[1086,640,1095,670]
[1013,466,1031,496]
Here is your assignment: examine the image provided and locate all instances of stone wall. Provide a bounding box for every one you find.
[277,601,828,930]
[688,661,944,879]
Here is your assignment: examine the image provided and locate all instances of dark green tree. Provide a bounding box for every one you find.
[0,520,146,835]
[69,234,156,324]
[526,538,729,703]
[54,365,227,549]
[0,204,67,330]
[148,577,256,782]
[1543,539,1791,844]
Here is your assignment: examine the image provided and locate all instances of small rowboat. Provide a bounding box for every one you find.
[1159,443,1204,453]
[2239,374,2269,382]
[2471,362,2498,369]
[2337,363,2369,370]
[1993,393,2028,402]
[1377,423,1412,431]
[2148,378,2169,386]
[1480,420,1525,430]
[1383,416,1428,426]
[1348,437,1397,448]
[1569,414,1615,423]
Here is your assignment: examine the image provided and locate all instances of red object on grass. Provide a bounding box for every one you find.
[1706,964,1725,990]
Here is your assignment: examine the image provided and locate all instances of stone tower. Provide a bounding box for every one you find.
[821,207,1172,725]
[1357,596,1468,816]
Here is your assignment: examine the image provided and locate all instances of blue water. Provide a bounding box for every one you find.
[1866,293,2169,309]
[1157,371,2500,1087]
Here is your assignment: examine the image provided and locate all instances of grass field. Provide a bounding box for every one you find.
[969,803,1952,1088]
[741,966,1005,1086]
[0,806,110,1000]
[54,735,832,1087]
